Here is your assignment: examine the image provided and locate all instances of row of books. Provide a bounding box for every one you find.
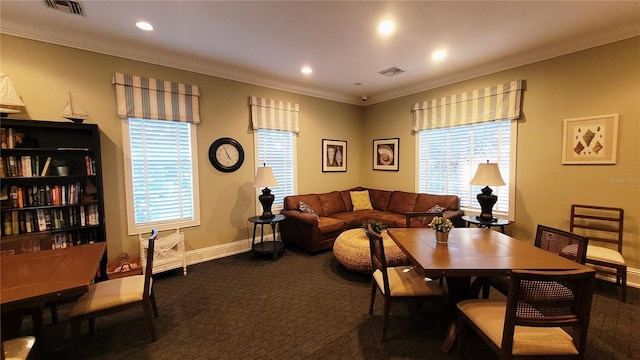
[0,155,97,177]
[7,182,85,209]
[1,127,27,149]
[0,229,100,256]
[2,204,100,236]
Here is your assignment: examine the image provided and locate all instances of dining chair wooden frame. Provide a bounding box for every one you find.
[482,225,589,298]
[366,224,444,341]
[69,228,159,355]
[570,204,625,302]
[458,269,595,359]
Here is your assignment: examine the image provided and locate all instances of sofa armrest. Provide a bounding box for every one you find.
[405,211,442,228]
[280,209,318,226]
[443,209,465,228]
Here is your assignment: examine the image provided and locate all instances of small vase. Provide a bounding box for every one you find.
[435,231,449,244]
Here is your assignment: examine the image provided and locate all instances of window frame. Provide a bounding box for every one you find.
[253,129,297,215]
[121,118,201,235]
[415,120,517,220]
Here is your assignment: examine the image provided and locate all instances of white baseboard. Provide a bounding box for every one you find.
[182,237,640,290]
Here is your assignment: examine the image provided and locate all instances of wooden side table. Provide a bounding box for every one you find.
[248,214,286,260]
[462,215,510,234]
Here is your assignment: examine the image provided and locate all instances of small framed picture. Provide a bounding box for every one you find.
[562,114,619,165]
[322,139,347,172]
[373,138,399,171]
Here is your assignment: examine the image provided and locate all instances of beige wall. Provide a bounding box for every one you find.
[2,34,638,269]
[1,35,363,259]
[362,37,639,267]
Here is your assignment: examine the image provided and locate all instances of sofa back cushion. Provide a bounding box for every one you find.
[318,191,348,216]
[387,191,419,214]
[414,194,460,212]
[368,189,392,211]
[340,190,357,211]
[284,194,325,216]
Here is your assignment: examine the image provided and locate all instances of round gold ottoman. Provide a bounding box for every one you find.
[333,228,409,273]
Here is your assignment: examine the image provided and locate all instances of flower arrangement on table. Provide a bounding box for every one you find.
[428,216,454,233]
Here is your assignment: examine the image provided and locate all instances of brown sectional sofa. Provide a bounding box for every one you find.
[280,187,464,253]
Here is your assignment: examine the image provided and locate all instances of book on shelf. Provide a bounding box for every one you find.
[36,209,47,231]
[41,156,52,176]
[0,156,5,178]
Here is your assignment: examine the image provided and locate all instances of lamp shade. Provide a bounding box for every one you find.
[470,162,505,186]
[0,73,25,114]
[252,166,278,188]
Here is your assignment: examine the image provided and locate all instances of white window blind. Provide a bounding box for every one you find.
[418,119,511,215]
[123,118,200,234]
[255,129,296,212]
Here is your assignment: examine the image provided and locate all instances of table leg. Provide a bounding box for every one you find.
[441,276,471,353]
[251,222,258,257]
[270,223,277,259]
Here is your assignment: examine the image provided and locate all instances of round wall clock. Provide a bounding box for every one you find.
[209,137,244,172]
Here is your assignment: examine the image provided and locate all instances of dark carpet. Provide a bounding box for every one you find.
[32,247,639,359]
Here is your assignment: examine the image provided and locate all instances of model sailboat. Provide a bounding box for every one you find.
[61,91,88,123]
[0,73,26,116]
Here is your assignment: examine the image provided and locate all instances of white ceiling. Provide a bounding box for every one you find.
[1,1,639,105]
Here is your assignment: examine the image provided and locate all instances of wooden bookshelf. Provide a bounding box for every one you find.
[1,119,107,275]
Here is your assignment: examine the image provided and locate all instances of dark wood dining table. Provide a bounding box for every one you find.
[1,242,106,341]
[387,227,592,352]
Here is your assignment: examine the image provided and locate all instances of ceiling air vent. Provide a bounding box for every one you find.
[378,67,405,77]
[44,0,85,16]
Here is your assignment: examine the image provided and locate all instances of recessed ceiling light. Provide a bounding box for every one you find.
[378,20,395,35]
[301,66,312,75]
[136,21,154,31]
[432,49,447,61]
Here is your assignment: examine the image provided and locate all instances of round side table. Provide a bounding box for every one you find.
[462,215,510,234]
[248,214,286,260]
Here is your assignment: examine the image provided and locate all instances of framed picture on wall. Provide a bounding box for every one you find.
[322,139,347,172]
[562,114,619,164]
[373,138,399,171]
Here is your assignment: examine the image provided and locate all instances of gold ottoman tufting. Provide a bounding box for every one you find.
[333,228,409,273]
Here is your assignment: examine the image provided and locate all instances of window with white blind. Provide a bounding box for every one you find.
[254,129,296,213]
[417,119,513,217]
[122,118,200,235]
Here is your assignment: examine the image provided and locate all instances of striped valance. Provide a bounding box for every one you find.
[113,72,200,124]
[249,96,299,133]
[412,80,523,131]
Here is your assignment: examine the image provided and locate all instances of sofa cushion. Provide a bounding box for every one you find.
[368,189,392,211]
[340,190,353,211]
[284,194,324,216]
[318,191,348,216]
[414,194,460,212]
[350,190,373,211]
[317,216,346,234]
[387,191,419,214]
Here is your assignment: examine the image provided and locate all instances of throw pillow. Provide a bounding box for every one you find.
[299,201,319,220]
[428,204,446,213]
[350,190,373,211]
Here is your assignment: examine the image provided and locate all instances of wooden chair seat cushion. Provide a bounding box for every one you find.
[457,300,579,356]
[373,267,444,296]
[587,245,625,265]
[69,275,148,317]
[2,336,36,360]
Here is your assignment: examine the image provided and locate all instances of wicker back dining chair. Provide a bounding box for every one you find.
[458,268,596,359]
[570,204,626,302]
[483,225,588,298]
[366,224,445,341]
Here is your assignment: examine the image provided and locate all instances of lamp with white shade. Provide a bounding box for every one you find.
[0,73,26,116]
[470,160,505,221]
[253,164,279,219]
